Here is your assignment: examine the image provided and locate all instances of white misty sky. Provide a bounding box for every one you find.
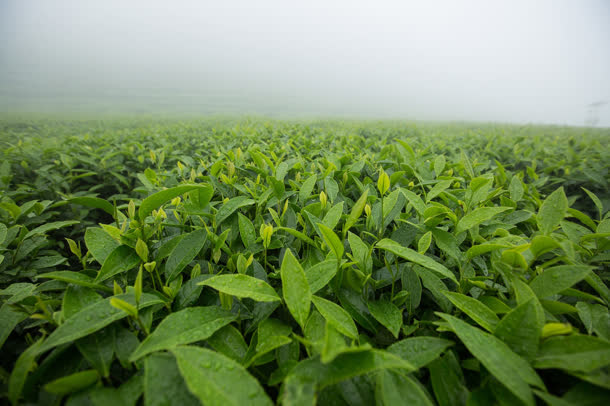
[1,0,609,125]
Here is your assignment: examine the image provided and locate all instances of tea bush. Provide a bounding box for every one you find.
[1,117,609,405]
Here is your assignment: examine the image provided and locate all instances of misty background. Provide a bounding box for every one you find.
[1,0,609,126]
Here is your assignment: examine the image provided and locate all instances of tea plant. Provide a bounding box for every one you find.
[1,117,609,405]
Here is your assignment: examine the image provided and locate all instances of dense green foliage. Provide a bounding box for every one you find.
[1,117,609,405]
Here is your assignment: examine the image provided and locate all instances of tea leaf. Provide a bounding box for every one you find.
[38,293,164,354]
[95,245,141,283]
[171,346,273,406]
[165,229,207,282]
[455,207,511,235]
[442,291,499,332]
[144,353,200,406]
[75,326,115,377]
[387,336,454,369]
[9,338,44,405]
[139,184,213,220]
[0,304,27,351]
[318,223,344,259]
[312,295,359,340]
[537,187,568,234]
[281,249,312,329]
[367,299,402,338]
[130,306,236,361]
[377,370,434,406]
[69,196,115,216]
[344,189,368,234]
[529,265,594,299]
[199,274,281,302]
[534,335,610,372]
[24,220,80,240]
[494,299,541,360]
[377,239,457,284]
[305,260,338,294]
[437,313,543,406]
[43,369,99,396]
[215,196,256,225]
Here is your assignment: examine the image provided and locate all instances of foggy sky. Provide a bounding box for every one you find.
[1,0,609,126]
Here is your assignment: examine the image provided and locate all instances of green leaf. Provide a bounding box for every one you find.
[144,353,200,406]
[418,231,432,254]
[387,336,454,369]
[165,229,206,282]
[455,207,511,234]
[9,338,44,405]
[509,175,524,202]
[318,223,344,259]
[129,306,236,361]
[76,326,115,378]
[139,184,213,220]
[414,267,452,313]
[114,326,139,368]
[343,189,368,234]
[23,220,80,240]
[400,189,427,217]
[312,295,359,340]
[43,369,99,396]
[38,293,163,354]
[0,303,27,351]
[171,346,273,406]
[283,349,415,403]
[207,325,248,362]
[69,196,115,216]
[199,274,280,302]
[431,228,461,261]
[0,222,7,245]
[189,184,215,210]
[38,271,112,292]
[95,245,141,283]
[336,288,378,334]
[348,232,372,275]
[537,187,568,234]
[434,155,446,177]
[581,187,603,220]
[215,196,256,225]
[534,335,610,373]
[576,302,610,340]
[320,323,350,364]
[529,265,594,299]
[277,226,316,246]
[281,249,312,329]
[429,353,469,406]
[367,299,402,338]
[305,260,338,294]
[494,299,541,361]
[530,235,560,258]
[238,213,257,249]
[401,267,422,314]
[460,149,475,178]
[248,318,293,366]
[299,174,317,203]
[322,202,344,230]
[437,313,543,406]
[426,179,453,202]
[377,239,457,284]
[442,291,499,332]
[377,370,434,406]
